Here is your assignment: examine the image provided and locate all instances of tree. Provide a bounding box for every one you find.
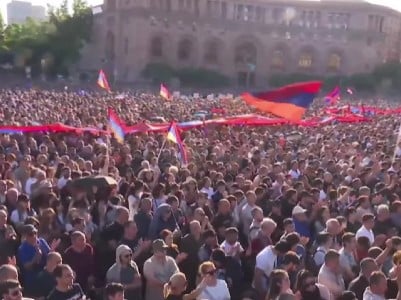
[45,0,93,75]
[0,0,93,75]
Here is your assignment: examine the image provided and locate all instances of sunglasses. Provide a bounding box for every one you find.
[205,269,216,276]
[123,253,132,258]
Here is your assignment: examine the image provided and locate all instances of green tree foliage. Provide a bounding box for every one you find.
[141,63,175,84]
[269,63,401,93]
[142,63,230,88]
[0,0,93,75]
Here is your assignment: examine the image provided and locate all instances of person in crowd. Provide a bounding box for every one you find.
[134,198,153,240]
[266,269,292,300]
[197,261,231,300]
[349,258,379,300]
[339,232,358,284]
[106,244,142,300]
[220,227,244,262]
[144,239,179,300]
[17,224,51,295]
[33,252,62,299]
[363,271,388,300]
[0,279,34,300]
[313,232,333,271]
[317,250,345,299]
[105,283,125,300]
[253,240,291,299]
[0,264,19,282]
[47,264,85,300]
[148,204,177,240]
[295,269,330,300]
[100,206,130,279]
[251,217,277,255]
[63,231,96,292]
[279,251,300,289]
[179,220,202,290]
[356,214,376,247]
[198,229,218,263]
[120,221,151,261]
[0,209,17,257]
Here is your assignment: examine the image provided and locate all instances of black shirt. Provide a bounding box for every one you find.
[102,222,124,242]
[46,283,85,300]
[348,275,368,300]
[34,269,56,298]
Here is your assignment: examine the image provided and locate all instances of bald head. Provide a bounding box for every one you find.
[0,264,18,281]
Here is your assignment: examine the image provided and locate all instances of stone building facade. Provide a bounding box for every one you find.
[79,0,401,86]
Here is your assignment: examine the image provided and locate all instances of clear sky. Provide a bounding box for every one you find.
[2,0,401,20]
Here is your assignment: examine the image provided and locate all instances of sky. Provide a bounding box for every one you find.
[1,0,401,20]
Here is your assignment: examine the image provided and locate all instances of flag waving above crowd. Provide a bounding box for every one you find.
[241,81,322,121]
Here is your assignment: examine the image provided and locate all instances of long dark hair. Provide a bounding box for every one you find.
[267,269,288,300]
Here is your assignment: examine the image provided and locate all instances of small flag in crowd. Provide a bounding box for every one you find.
[324,86,340,106]
[167,122,188,165]
[241,81,322,121]
[108,108,125,143]
[160,83,171,101]
[346,88,354,95]
[97,69,111,92]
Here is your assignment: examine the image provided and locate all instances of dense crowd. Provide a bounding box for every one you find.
[1,88,401,300]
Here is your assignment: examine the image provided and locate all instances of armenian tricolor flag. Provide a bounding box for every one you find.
[241,81,322,121]
[160,83,171,101]
[324,86,340,106]
[167,122,188,165]
[97,69,111,92]
[108,108,125,143]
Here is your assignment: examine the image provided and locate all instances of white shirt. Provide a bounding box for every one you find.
[289,169,300,179]
[220,240,243,257]
[25,177,37,195]
[356,225,375,245]
[128,195,140,221]
[240,203,257,236]
[57,177,70,190]
[254,246,277,291]
[197,279,230,300]
[10,209,31,225]
[200,187,214,199]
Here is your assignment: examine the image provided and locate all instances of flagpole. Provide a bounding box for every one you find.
[157,138,167,162]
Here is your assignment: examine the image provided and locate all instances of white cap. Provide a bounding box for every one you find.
[292,205,307,215]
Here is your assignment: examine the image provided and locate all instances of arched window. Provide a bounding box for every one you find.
[271,50,284,69]
[298,53,313,68]
[204,40,218,64]
[234,42,257,65]
[105,31,115,60]
[150,36,163,57]
[177,39,192,61]
[327,53,341,71]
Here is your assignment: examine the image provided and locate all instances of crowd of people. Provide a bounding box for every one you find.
[1,88,401,300]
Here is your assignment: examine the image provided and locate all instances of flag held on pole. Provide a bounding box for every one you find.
[167,122,188,165]
[324,86,340,106]
[160,83,171,101]
[108,108,125,143]
[98,69,111,92]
